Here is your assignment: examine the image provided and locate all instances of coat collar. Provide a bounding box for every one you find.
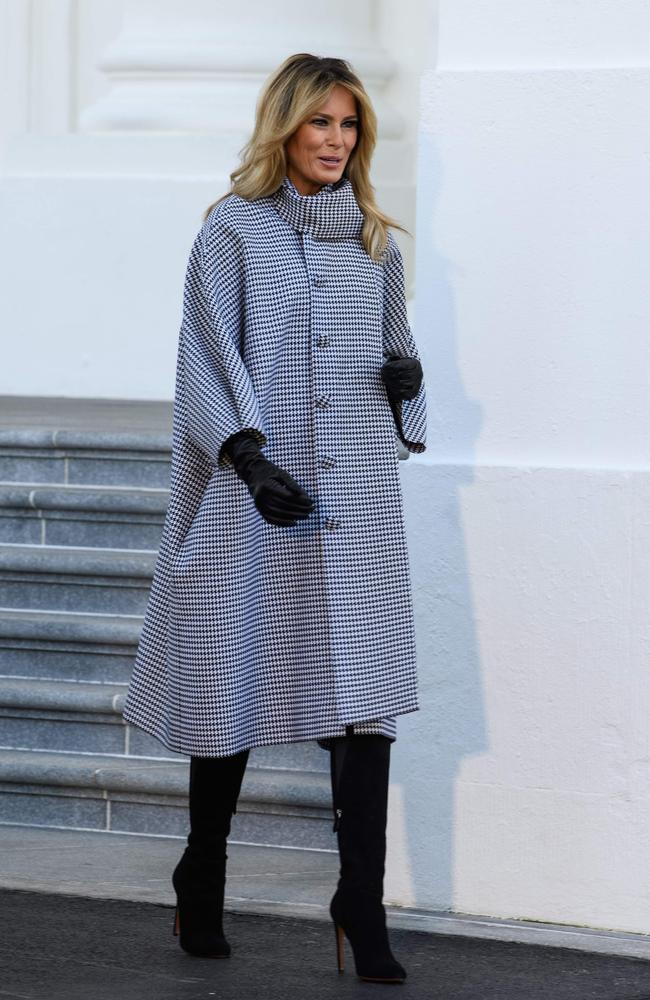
[271,173,364,240]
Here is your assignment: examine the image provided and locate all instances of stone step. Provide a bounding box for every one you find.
[0,748,335,851]
[0,542,156,614]
[0,427,172,488]
[0,676,148,757]
[0,675,329,773]
[0,402,335,853]
[0,482,167,550]
[0,607,141,683]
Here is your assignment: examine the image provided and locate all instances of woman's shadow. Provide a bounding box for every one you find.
[386,131,487,912]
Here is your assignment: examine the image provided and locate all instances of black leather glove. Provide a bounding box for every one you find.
[380,356,423,402]
[220,430,315,527]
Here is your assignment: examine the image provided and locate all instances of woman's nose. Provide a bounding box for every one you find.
[327,125,345,145]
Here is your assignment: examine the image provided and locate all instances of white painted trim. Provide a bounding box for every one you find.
[29,0,76,132]
[225,897,650,961]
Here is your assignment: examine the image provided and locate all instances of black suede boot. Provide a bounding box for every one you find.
[172,749,249,957]
[328,734,406,983]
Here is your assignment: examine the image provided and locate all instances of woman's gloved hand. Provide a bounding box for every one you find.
[220,430,316,527]
[380,356,423,402]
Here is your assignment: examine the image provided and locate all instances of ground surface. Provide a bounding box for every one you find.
[3,888,650,1000]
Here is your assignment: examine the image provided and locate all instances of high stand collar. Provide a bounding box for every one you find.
[271,173,364,240]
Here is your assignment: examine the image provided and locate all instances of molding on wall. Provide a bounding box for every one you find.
[224,895,650,961]
[28,0,76,133]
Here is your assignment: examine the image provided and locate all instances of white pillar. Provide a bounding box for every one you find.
[395,0,650,936]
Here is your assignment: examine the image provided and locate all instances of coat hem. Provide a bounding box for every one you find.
[121,702,419,758]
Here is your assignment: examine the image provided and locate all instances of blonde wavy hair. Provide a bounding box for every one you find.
[202,53,409,262]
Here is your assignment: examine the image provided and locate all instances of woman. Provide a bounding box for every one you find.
[122,53,426,984]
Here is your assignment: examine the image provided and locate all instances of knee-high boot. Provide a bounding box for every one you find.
[328,734,406,983]
[172,748,249,957]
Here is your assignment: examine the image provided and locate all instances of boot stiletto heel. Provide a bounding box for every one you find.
[334,921,345,973]
[330,886,405,983]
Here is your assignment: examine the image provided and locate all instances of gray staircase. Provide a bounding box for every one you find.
[0,397,334,852]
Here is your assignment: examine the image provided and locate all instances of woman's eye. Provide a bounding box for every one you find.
[312,119,357,127]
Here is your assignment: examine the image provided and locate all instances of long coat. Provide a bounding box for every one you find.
[121,174,427,757]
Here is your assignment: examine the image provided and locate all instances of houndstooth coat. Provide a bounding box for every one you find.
[121,173,427,757]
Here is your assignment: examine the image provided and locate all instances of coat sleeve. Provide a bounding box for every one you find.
[381,232,427,455]
[179,208,268,470]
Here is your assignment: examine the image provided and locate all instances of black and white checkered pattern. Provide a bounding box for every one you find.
[121,174,427,757]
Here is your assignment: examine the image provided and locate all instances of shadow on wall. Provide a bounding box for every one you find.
[386,128,487,912]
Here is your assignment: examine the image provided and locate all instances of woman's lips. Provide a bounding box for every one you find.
[319,157,342,167]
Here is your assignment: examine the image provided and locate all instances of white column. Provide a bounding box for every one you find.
[391,0,650,937]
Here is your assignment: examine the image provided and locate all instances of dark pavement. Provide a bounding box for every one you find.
[2,889,650,1000]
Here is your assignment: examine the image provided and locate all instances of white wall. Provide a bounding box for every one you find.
[0,0,425,399]
[2,0,649,937]
[384,0,650,936]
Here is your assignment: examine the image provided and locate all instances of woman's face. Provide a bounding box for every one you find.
[285,84,359,196]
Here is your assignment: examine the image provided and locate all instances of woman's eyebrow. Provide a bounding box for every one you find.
[312,112,358,120]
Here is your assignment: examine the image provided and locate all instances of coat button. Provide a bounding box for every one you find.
[316,335,329,348]
[325,517,341,531]
[312,275,326,287]
[320,456,336,469]
[315,394,330,409]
